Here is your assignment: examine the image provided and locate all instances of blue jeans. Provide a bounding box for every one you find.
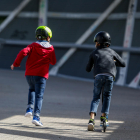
[90,75,114,116]
[26,76,47,117]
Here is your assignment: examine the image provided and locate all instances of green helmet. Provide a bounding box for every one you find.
[35,26,52,39]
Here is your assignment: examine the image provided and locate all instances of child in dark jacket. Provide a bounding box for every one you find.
[86,31,125,131]
[11,26,56,126]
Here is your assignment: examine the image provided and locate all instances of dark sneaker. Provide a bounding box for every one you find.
[88,119,95,131]
[32,116,43,126]
[25,108,33,117]
[100,116,109,126]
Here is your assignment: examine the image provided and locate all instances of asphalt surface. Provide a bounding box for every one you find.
[0,69,140,140]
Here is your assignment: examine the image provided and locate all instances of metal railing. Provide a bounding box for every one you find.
[1,39,140,53]
[1,11,140,20]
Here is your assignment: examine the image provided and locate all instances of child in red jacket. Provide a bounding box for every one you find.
[11,26,56,126]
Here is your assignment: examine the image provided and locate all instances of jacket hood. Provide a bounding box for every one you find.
[32,41,53,56]
[36,40,52,48]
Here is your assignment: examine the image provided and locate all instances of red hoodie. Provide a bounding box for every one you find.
[13,41,56,79]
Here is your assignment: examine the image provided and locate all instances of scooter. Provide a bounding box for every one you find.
[101,87,107,133]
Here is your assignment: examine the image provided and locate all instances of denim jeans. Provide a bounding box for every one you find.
[90,75,114,116]
[26,76,47,117]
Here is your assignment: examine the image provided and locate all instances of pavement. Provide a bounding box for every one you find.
[0,69,140,140]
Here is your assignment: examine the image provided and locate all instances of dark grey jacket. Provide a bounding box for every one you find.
[86,46,126,78]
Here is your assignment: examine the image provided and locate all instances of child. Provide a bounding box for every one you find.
[11,26,56,126]
[86,31,125,131]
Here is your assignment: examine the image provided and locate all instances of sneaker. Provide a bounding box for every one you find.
[25,108,33,117]
[32,116,43,126]
[88,119,95,131]
[100,116,109,126]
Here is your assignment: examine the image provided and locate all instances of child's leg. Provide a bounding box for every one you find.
[90,112,95,119]
[34,76,46,117]
[89,75,103,117]
[26,76,35,109]
[88,75,104,131]
[101,76,114,116]
[27,89,35,109]
[25,76,35,117]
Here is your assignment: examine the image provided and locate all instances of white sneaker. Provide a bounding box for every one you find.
[32,116,43,126]
[88,119,95,131]
[25,108,33,118]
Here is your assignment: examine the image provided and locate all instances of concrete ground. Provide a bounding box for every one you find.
[0,69,140,140]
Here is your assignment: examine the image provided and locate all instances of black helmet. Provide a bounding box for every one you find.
[94,31,111,46]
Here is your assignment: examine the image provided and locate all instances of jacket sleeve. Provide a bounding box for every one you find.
[86,52,94,72]
[13,45,32,67]
[113,51,126,67]
[50,46,56,65]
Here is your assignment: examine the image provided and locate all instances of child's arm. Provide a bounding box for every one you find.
[114,52,126,67]
[49,47,56,65]
[86,52,94,72]
[11,45,32,70]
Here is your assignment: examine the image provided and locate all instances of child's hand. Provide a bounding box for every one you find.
[11,64,21,70]
[11,64,14,70]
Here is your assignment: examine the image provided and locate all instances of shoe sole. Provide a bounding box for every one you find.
[25,112,32,118]
[32,120,43,126]
[88,124,94,131]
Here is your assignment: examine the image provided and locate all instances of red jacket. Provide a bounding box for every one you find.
[13,41,56,79]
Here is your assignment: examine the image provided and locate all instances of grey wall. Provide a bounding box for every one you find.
[0,0,140,85]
